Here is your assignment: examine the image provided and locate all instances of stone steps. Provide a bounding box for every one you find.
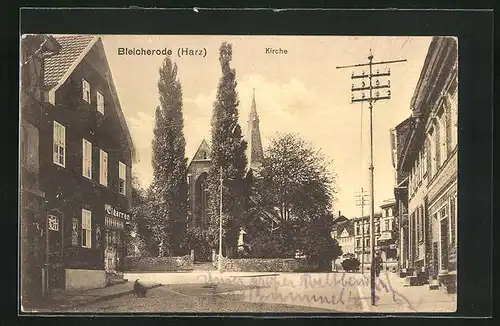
[106,272,128,285]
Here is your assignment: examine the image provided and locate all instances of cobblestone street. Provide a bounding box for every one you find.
[62,284,337,313]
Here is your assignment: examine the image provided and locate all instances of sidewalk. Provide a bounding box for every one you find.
[26,281,162,312]
[356,271,457,313]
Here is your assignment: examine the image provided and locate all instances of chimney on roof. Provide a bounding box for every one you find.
[338,211,341,217]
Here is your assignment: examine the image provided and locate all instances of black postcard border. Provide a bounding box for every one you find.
[13,7,494,321]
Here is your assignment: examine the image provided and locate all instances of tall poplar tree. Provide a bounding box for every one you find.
[207,42,248,258]
[149,57,188,256]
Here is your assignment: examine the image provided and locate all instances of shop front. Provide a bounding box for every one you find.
[104,204,130,274]
[428,181,457,293]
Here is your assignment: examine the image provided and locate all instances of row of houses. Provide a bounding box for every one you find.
[390,36,458,293]
[20,34,136,304]
[331,201,397,267]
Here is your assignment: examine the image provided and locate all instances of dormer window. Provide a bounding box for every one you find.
[83,78,91,103]
[97,91,104,115]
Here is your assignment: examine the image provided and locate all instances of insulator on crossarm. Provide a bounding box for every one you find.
[375,79,380,86]
[388,90,391,97]
[361,81,365,87]
[352,84,355,90]
[387,80,391,87]
[362,92,365,98]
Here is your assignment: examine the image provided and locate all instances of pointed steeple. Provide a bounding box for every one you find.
[247,89,264,170]
[250,88,259,122]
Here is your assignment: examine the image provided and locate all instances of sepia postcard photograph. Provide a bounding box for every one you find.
[19,33,458,314]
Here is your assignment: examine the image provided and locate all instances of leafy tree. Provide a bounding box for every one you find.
[296,214,343,270]
[149,57,188,256]
[128,174,157,256]
[252,133,341,265]
[255,133,336,231]
[206,42,249,258]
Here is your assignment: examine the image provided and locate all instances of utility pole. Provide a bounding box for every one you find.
[355,188,369,274]
[337,49,406,306]
[218,166,223,272]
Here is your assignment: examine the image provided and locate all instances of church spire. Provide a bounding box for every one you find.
[247,89,264,170]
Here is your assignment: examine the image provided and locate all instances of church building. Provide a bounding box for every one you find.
[186,89,267,238]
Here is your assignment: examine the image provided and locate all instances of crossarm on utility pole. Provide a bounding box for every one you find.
[337,49,406,307]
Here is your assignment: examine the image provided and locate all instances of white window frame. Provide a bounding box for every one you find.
[82,139,92,179]
[438,113,447,167]
[53,121,66,167]
[430,129,437,178]
[97,91,105,115]
[423,140,428,175]
[119,161,126,195]
[82,209,92,248]
[100,149,108,186]
[83,78,91,103]
[449,85,458,150]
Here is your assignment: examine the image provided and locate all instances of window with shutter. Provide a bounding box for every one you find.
[82,79,91,103]
[119,161,126,195]
[53,121,65,167]
[82,209,92,248]
[100,149,108,186]
[97,91,105,115]
[82,139,92,179]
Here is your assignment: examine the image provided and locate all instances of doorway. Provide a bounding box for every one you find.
[105,230,118,272]
[440,217,449,272]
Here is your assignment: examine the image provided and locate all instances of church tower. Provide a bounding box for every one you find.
[247,89,264,170]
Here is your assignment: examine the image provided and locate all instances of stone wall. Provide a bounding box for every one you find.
[215,257,309,272]
[124,255,193,272]
[65,269,107,291]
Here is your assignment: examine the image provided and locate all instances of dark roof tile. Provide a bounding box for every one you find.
[44,35,95,88]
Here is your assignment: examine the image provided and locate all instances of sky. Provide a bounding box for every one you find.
[101,35,433,218]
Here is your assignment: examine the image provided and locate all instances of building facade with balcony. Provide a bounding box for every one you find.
[397,36,458,293]
[20,35,136,297]
[352,201,397,269]
[390,118,412,271]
